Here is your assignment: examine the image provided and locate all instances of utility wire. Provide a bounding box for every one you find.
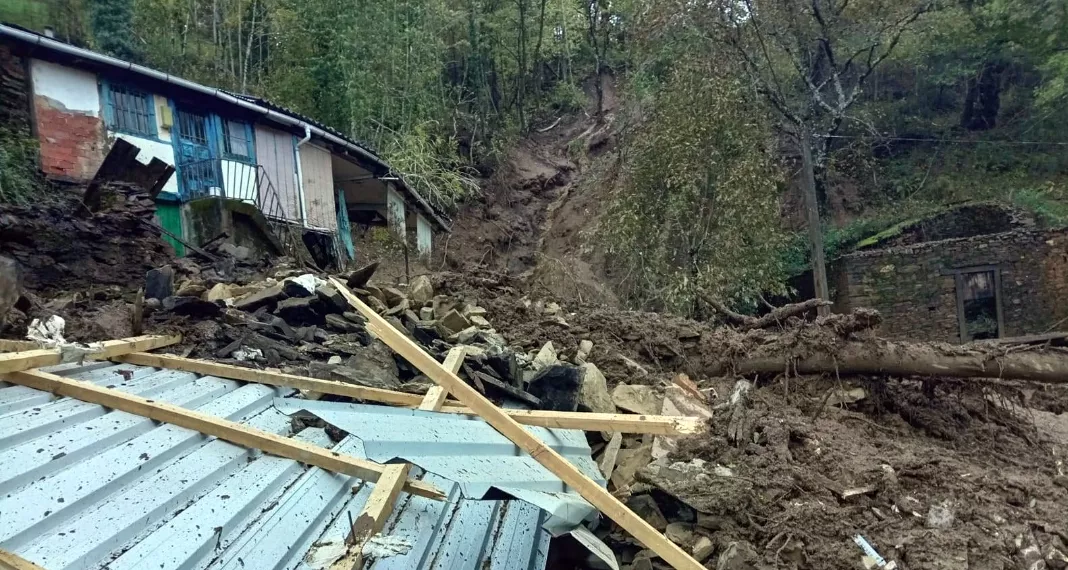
[817,134,1068,146]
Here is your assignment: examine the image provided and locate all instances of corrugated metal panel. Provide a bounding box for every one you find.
[300,143,337,232]
[255,125,302,223]
[0,361,585,570]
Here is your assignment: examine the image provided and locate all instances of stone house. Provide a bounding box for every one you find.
[833,203,1068,343]
[0,23,447,264]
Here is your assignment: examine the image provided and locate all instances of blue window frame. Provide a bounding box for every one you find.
[100,81,157,137]
[221,118,255,162]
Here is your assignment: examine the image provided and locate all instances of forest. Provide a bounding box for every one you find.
[2,0,1068,315]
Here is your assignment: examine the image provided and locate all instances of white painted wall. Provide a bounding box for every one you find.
[416,213,432,258]
[386,184,406,240]
[30,59,99,114]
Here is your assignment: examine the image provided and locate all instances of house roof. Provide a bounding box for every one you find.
[0,359,604,569]
[0,23,451,232]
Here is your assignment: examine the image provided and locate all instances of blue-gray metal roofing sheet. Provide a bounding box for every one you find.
[0,360,603,570]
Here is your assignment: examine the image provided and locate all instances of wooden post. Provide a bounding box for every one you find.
[329,278,706,570]
[3,369,445,501]
[0,549,47,570]
[800,127,831,317]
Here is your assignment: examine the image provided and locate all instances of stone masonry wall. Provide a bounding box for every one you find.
[0,44,31,133]
[834,229,1068,342]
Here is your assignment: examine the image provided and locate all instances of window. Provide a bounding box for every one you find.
[222,119,253,160]
[952,266,1003,341]
[103,83,156,137]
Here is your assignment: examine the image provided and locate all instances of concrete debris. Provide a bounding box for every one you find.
[26,314,67,346]
[408,274,434,304]
[611,384,659,415]
[578,363,614,414]
[533,341,558,370]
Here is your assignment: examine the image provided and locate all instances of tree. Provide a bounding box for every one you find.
[89,0,142,61]
[664,0,933,314]
[601,62,789,315]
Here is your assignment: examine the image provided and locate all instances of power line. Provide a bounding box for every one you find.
[818,134,1068,146]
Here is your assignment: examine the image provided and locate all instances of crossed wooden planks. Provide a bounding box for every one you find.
[328,277,708,570]
[0,336,443,501]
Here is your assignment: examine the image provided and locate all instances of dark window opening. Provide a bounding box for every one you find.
[222,119,253,160]
[105,84,155,137]
[957,268,1001,341]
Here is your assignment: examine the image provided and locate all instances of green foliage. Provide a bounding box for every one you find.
[601,64,789,314]
[0,0,48,28]
[0,127,41,204]
[88,0,141,61]
[1011,185,1068,228]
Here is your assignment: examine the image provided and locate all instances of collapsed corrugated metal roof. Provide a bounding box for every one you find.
[0,360,606,570]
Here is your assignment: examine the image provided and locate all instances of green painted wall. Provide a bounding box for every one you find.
[155,202,186,256]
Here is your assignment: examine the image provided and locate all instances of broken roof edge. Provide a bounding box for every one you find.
[0,22,451,233]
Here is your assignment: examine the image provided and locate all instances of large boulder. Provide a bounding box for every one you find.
[526,364,582,412]
[408,275,434,304]
[578,363,614,414]
[145,266,175,301]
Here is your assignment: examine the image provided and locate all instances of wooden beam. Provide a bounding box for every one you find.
[329,277,706,570]
[0,549,47,570]
[3,369,444,501]
[419,347,466,410]
[0,335,181,374]
[115,352,426,407]
[115,352,704,436]
[0,340,38,352]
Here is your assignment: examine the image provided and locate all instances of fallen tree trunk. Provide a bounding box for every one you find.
[703,296,832,330]
[710,341,1068,384]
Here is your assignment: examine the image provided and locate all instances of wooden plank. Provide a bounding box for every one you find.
[419,347,466,410]
[115,352,426,407]
[0,335,181,374]
[117,352,704,435]
[333,346,469,570]
[329,277,706,570]
[0,549,47,570]
[0,340,38,352]
[3,369,444,501]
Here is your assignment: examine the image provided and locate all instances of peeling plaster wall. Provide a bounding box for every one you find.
[416,213,432,258]
[30,59,106,179]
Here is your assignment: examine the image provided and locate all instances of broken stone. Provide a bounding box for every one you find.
[381,287,407,308]
[526,364,583,412]
[346,261,379,288]
[439,309,471,334]
[468,315,492,328]
[1053,475,1068,490]
[827,387,868,407]
[325,313,361,333]
[653,385,715,461]
[1048,546,1068,570]
[327,355,342,365]
[462,305,488,318]
[162,296,222,318]
[316,285,349,314]
[204,283,234,303]
[578,363,614,414]
[383,298,410,316]
[484,345,520,386]
[612,384,660,415]
[473,370,542,407]
[365,295,389,314]
[612,445,653,490]
[275,297,323,326]
[533,341,558,370]
[620,355,649,377]
[478,330,508,347]
[402,309,421,325]
[175,280,207,298]
[665,522,694,547]
[716,541,759,570]
[408,275,434,304]
[453,326,480,344]
[218,242,253,261]
[575,339,594,364]
[432,295,458,319]
[234,284,287,312]
[693,536,714,562]
[282,278,314,298]
[543,301,562,315]
[625,494,667,531]
[145,266,175,301]
[412,323,443,346]
[926,501,955,529]
[419,307,435,321]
